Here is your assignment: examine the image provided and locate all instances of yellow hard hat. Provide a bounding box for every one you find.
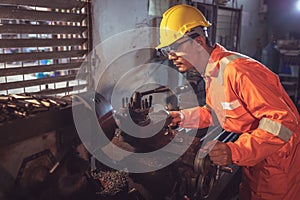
[156,4,211,49]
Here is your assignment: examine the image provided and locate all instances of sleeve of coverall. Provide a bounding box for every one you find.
[179,105,214,129]
[226,63,299,166]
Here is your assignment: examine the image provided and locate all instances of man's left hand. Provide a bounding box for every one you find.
[208,141,232,166]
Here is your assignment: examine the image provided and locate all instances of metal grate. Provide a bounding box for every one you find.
[0,0,92,96]
[216,6,242,51]
[195,2,242,51]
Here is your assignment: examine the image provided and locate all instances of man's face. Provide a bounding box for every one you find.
[162,36,209,74]
[168,39,195,73]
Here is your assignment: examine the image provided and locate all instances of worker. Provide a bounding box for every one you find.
[156,4,300,200]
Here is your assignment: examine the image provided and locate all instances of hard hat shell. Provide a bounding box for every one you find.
[156,4,211,49]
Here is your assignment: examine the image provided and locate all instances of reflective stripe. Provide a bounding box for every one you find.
[221,99,241,110]
[218,54,248,85]
[258,117,293,142]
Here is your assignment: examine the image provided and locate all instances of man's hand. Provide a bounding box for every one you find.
[168,111,184,127]
[208,140,232,166]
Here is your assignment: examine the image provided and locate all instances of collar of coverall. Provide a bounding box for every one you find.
[203,43,227,78]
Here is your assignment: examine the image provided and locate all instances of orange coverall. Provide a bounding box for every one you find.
[180,44,300,199]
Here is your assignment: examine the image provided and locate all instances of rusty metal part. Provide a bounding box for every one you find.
[195,170,216,199]
[0,93,70,122]
[193,151,216,199]
[220,166,233,173]
[194,150,211,174]
[215,165,233,180]
[192,130,239,199]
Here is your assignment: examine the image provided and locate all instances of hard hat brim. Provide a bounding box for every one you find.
[155,42,169,50]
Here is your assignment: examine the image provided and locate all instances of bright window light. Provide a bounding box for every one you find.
[297,0,300,11]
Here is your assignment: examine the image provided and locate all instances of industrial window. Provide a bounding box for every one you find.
[195,2,242,51]
[0,0,92,96]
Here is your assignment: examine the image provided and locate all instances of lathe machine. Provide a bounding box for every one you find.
[0,85,240,200]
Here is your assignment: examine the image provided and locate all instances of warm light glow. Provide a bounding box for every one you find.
[297,0,300,11]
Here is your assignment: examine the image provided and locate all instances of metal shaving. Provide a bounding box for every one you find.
[92,170,128,196]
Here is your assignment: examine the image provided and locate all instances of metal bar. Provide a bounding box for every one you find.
[0,74,84,90]
[221,132,235,143]
[236,5,242,51]
[0,62,83,76]
[200,126,224,142]
[86,1,93,90]
[0,7,86,22]
[0,24,87,34]
[0,50,87,62]
[0,0,85,10]
[217,5,242,11]
[0,38,87,48]
[33,84,87,95]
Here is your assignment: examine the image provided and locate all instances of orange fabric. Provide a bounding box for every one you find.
[180,44,300,199]
[179,105,213,128]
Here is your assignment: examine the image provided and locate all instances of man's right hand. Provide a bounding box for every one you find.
[168,111,184,127]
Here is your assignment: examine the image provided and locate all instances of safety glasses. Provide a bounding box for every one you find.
[159,33,200,57]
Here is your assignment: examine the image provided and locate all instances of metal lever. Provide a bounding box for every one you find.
[140,85,170,96]
[215,165,233,180]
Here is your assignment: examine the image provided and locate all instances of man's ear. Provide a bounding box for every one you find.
[194,36,206,52]
[195,35,206,46]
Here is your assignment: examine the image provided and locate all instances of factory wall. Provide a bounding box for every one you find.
[92,0,264,57]
[91,0,172,111]
[237,0,266,58]
[90,0,264,108]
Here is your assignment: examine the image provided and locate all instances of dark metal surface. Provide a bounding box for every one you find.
[0,89,241,200]
[0,94,73,147]
[15,149,58,185]
[72,91,118,142]
[192,130,239,200]
[111,88,240,199]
